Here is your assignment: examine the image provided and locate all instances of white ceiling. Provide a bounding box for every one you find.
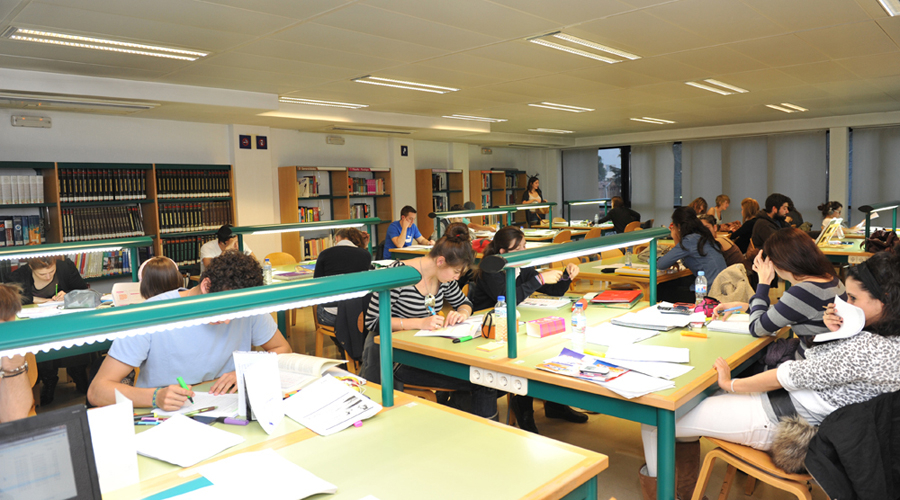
[1,0,900,143]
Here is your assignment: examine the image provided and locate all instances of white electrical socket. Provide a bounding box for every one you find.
[469,366,528,395]
[470,366,484,385]
[510,375,528,396]
[497,373,510,390]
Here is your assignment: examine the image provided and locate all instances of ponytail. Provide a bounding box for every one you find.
[473,226,524,280]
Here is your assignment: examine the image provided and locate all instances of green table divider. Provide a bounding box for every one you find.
[499,202,557,229]
[232,217,382,257]
[563,198,611,225]
[0,236,153,283]
[432,207,514,238]
[859,201,900,238]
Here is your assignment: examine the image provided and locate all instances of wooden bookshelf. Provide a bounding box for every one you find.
[468,170,506,226]
[415,169,464,238]
[499,169,528,224]
[278,166,393,261]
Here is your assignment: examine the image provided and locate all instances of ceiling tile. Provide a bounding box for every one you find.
[666,46,768,75]
[875,16,900,47]
[477,80,592,101]
[571,10,715,57]
[708,68,807,91]
[194,52,358,80]
[198,0,354,20]
[234,39,405,72]
[778,61,861,85]
[647,0,787,44]
[313,4,502,51]
[274,23,445,62]
[415,53,551,81]
[373,64,505,88]
[565,65,663,89]
[728,34,829,68]
[0,53,165,80]
[518,74,621,95]
[161,63,331,89]
[836,52,900,80]
[616,57,708,81]
[739,0,872,31]
[486,0,634,25]
[795,21,899,60]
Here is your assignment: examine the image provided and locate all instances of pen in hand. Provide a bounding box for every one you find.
[176,376,194,404]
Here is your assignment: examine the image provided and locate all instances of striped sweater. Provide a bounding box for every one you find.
[365,261,472,332]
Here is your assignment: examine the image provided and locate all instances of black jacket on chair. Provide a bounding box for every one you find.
[805,390,900,500]
[7,258,88,305]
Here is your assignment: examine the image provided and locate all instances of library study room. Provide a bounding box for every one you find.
[2,1,900,499]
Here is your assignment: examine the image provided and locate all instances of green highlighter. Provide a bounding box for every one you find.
[176,376,194,404]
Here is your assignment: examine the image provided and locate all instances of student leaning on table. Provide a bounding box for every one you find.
[0,283,34,423]
[656,206,727,303]
[818,200,845,239]
[87,251,291,411]
[199,224,257,274]
[639,249,900,500]
[361,223,498,419]
[468,226,586,433]
[383,205,434,259]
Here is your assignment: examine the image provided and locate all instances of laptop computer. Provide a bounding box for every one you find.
[0,405,102,499]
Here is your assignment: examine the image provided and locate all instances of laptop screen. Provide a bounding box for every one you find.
[0,406,101,500]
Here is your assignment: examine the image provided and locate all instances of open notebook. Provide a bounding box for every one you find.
[278,353,344,393]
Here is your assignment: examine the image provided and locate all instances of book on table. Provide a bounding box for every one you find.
[591,289,643,309]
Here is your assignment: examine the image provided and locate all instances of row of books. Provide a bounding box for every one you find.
[162,235,215,266]
[431,173,446,191]
[297,176,320,198]
[480,173,493,190]
[432,194,450,213]
[158,201,233,234]
[157,170,231,199]
[481,193,491,208]
[299,235,333,260]
[299,206,321,223]
[59,169,147,202]
[0,215,45,247]
[62,206,144,242]
[0,176,44,205]
[72,250,133,279]
[348,177,385,196]
[505,174,519,189]
[350,203,370,219]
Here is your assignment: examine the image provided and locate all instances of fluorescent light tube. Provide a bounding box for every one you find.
[353,76,458,94]
[528,128,574,134]
[523,238,654,268]
[516,204,552,211]
[685,82,733,95]
[251,223,365,235]
[2,27,207,61]
[528,39,620,64]
[442,114,507,123]
[436,211,508,218]
[703,79,748,93]
[552,33,640,60]
[766,104,796,113]
[0,246,124,262]
[630,117,675,124]
[279,97,367,109]
[780,103,808,112]
[877,0,900,16]
[528,102,593,113]
[568,200,610,206]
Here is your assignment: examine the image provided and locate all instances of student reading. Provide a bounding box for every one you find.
[200,224,257,273]
[638,250,900,500]
[88,252,291,410]
[468,226,586,433]
[362,224,497,418]
[0,283,34,423]
[595,196,640,234]
[656,207,726,303]
[383,205,434,259]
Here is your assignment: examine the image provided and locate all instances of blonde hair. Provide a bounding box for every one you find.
[0,283,23,321]
[741,198,760,222]
[715,194,730,207]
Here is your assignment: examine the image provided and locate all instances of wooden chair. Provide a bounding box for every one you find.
[312,305,360,374]
[692,437,814,500]
[552,217,567,224]
[265,252,297,266]
[624,221,642,232]
[552,230,573,244]
[584,227,605,239]
[26,352,38,417]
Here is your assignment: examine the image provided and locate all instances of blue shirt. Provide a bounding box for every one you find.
[107,289,278,388]
[657,233,727,288]
[383,220,422,258]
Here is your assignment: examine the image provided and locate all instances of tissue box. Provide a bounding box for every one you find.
[526,316,566,338]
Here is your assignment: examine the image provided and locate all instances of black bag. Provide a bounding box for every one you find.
[864,229,900,253]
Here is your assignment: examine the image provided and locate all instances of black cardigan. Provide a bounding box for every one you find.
[468,266,570,311]
[313,244,372,279]
[7,258,88,305]
[597,207,641,234]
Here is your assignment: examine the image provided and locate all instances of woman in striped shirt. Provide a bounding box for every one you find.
[713,228,846,360]
[360,224,497,418]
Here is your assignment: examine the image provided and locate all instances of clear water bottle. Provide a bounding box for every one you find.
[263,258,273,285]
[494,296,508,342]
[593,213,600,225]
[694,270,708,305]
[571,303,586,352]
[624,247,633,267]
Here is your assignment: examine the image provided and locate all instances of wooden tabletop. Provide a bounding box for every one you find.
[818,238,873,257]
[575,257,692,297]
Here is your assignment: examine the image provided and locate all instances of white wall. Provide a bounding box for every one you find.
[850,126,900,226]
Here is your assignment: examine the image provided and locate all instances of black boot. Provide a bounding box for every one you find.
[510,395,539,433]
[544,401,588,423]
[38,361,58,406]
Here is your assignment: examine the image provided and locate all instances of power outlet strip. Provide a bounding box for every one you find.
[469,366,528,395]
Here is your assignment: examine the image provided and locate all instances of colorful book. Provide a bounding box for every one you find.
[526,316,566,338]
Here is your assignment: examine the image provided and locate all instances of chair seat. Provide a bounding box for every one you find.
[706,438,812,482]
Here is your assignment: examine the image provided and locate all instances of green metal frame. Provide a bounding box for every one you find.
[563,198,611,224]
[499,202,558,228]
[859,201,899,238]
[0,236,153,282]
[232,217,382,256]
[432,207,514,238]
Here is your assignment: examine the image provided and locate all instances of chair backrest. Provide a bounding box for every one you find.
[600,249,624,260]
[640,219,655,229]
[584,227,605,239]
[265,252,297,266]
[624,221,642,232]
[552,230,573,244]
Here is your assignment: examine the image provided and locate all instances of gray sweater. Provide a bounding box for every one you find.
[656,233,727,287]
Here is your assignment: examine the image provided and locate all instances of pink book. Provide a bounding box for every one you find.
[526,316,566,338]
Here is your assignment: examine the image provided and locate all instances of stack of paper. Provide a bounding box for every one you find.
[519,297,573,309]
[600,358,694,380]
[414,314,483,338]
[605,344,690,363]
[86,390,140,493]
[284,376,382,436]
[154,392,239,419]
[600,371,676,399]
[612,305,693,331]
[585,323,659,347]
[134,415,244,467]
[706,319,752,335]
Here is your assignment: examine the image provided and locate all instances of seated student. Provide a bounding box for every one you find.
[468,226,585,433]
[461,201,498,233]
[361,224,497,419]
[638,250,900,500]
[713,228,846,360]
[383,206,434,259]
[313,227,372,328]
[521,175,547,226]
[751,193,790,251]
[656,207,727,303]
[138,256,184,299]
[730,198,760,254]
[596,196,641,234]
[8,256,90,404]
[707,194,740,232]
[200,224,257,274]
[688,197,708,216]
[88,251,292,411]
[818,200,845,239]
[0,284,33,423]
[784,197,804,229]
[698,215,743,267]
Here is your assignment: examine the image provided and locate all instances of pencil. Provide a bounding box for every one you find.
[681,331,708,339]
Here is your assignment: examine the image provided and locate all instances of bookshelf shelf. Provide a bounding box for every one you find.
[61,200,151,208]
[349,193,391,198]
[299,195,343,201]
[0,203,57,209]
[469,170,507,226]
[159,197,232,203]
[416,169,464,237]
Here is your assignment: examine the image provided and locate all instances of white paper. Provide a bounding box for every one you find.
[519,297,572,309]
[233,351,277,419]
[86,390,140,493]
[706,320,751,335]
[611,305,693,331]
[134,415,244,468]
[603,358,694,380]
[284,376,382,436]
[191,449,337,500]
[16,306,82,319]
[585,323,659,347]
[244,358,284,435]
[414,315,483,338]
[814,296,867,342]
[605,344,690,363]
[153,392,239,419]
[599,371,675,399]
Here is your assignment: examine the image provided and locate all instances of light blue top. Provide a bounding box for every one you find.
[383,220,422,258]
[657,233,727,287]
[107,289,278,388]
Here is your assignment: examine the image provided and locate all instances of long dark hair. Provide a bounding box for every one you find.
[672,207,721,256]
[763,228,835,280]
[818,201,842,217]
[474,226,524,280]
[428,222,474,271]
[847,250,900,336]
[526,175,540,193]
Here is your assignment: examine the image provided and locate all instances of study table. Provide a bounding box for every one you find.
[381,300,779,500]
[535,222,614,233]
[388,241,552,260]
[574,258,692,299]
[104,382,608,500]
[818,238,873,264]
[521,228,589,242]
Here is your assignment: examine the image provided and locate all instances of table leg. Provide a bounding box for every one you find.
[276,310,288,339]
[657,408,676,500]
[379,292,394,407]
[559,475,597,500]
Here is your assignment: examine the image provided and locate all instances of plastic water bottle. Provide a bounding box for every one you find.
[494,296,508,342]
[694,271,708,305]
[571,303,586,352]
[593,213,600,225]
[263,258,273,285]
[624,247,633,267]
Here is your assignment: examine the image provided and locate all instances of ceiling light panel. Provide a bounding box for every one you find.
[352,75,459,94]
[528,128,574,134]
[780,102,808,112]
[877,0,900,16]
[527,31,639,64]
[442,114,507,123]
[528,102,594,113]
[685,79,750,96]
[1,27,208,61]
[703,79,748,93]
[630,117,675,124]
[766,103,808,114]
[279,97,368,109]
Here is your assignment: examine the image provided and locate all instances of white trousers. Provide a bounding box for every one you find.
[641,391,779,477]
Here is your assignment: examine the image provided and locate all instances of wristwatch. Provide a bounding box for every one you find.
[0,360,28,379]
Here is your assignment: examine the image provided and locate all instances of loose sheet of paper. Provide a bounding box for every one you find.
[602,359,694,380]
[413,315,483,338]
[233,351,277,419]
[86,390,140,493]
[814,296,867,342]
[244,357,284,435]
[134,415,244,468]
[706,320,751,335]
[154,392,239,419]
[519,297,573,309]
[284,376,382,436]
[585,323,659,347]
[605,344,690,363]
[600,371,676,399]
[16,306,82,319]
